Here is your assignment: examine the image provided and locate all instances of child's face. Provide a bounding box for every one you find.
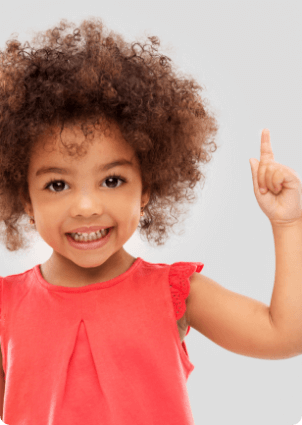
[22,121,149,275]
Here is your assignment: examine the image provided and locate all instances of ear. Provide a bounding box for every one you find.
[142,185,151,208]
[18,188,33,217]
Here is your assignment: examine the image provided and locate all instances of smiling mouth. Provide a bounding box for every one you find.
[66,228,111,242]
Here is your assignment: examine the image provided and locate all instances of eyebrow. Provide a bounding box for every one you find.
[35,159,134,177]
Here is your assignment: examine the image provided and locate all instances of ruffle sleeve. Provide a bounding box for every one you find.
[169,261,204,336]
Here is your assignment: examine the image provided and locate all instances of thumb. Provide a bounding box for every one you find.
[249,158,260,192]
[249,157,259,173]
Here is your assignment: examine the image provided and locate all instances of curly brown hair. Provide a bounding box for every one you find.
[0,17,219,252]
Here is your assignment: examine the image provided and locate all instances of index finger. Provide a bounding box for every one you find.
[260,129,274,163]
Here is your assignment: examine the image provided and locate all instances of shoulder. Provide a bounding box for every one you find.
[186,271,214,328]
[185,270,237,332]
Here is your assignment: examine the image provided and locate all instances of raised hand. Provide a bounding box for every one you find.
[249,129,302,226]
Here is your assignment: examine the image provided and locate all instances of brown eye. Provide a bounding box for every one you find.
[102,176,124,189]
[45,180,68,193]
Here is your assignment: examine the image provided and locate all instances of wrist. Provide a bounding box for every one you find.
[270,217,302,229]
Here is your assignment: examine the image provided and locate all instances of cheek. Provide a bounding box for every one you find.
[36,209,62,238]
[119,204,141,231]
[36,225,60,250]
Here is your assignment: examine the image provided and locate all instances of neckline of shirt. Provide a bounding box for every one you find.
[34,257,143,292]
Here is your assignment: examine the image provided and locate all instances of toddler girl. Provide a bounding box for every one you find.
[0,17,301,425]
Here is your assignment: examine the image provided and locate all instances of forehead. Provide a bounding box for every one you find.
[30,121,138,166]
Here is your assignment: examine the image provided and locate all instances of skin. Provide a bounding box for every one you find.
[20,121,150,288]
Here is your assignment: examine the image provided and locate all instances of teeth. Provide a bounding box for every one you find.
[70,228,109,242]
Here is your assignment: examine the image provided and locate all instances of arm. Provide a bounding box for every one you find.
[269,219,302,355]
[186,129,302,359]
[186,218,302,360]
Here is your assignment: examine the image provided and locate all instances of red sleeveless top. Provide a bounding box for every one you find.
[0,257,204,424]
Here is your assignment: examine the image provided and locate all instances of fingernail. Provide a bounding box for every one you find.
[260,188,266,193]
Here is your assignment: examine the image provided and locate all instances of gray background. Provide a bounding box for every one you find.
[0,1,301,424]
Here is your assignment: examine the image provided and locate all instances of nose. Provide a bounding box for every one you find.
[69,187,105,218]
